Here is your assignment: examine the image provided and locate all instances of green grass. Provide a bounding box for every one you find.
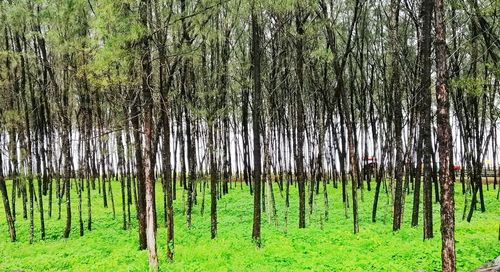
[0,179,499,271]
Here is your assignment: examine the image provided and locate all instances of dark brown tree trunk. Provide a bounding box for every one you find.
[209,123,217,239]
[412,134,423,227]
[158,46,175,262]
[435,0,456,269]
[412,0,432,228]
[251,5,262,246]
[76,129,84,237]
[20,48,35,242]
[177,112,186,191]
[61,63,72,239]
[180,0,196,229]
[116,131,127,230]
[242,83,251,192]
[8,129,17,223]
[139,0,158,268]
[184,88,196,229]
[417,0,434,239]
[131,86,147,249]
[295,6,307,229]
[61,116,72,239]
[124,119,133,228]
[344,86,360,234]
[372,139,387,223]
[390,0,404,232]
[0,145,16,242]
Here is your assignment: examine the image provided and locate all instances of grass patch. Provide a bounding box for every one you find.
[0,180,498,271]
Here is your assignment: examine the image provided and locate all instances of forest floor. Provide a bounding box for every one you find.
[0,180,499,272]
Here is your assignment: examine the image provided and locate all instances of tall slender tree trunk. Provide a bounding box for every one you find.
[435,0,456,269]
[61,64,72,239]
[295,6,307,229]
[131,87,147,249]
[419,0,434,239]
[209,123,217,239]
[62,118,72,239]
[139,0,158,269]
[390,0,404,232]
[158,51,175,262]
[0,143,16,242]
[251,5,262,246]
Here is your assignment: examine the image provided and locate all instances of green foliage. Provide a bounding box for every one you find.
[451,76,486,97]
[3,110,23,130]
[85,0,143,87]
[266,0,295,13]
[0,180,498,271]
[0,1,30,32]
[311,46,334,62]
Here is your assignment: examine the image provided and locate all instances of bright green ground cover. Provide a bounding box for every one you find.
[0,180,498,271]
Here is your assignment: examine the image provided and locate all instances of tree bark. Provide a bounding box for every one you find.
[251,5,262,246]
[139,0,158,269]
[435,0,456,269]
[295,5,307,229]
[0,144,16,242]
[390,0,404,232]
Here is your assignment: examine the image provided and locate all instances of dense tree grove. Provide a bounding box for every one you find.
[0,0,498,271]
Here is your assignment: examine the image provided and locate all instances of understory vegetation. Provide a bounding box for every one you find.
[1,181,498,272]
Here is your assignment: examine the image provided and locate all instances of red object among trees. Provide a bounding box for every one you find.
[364,156,377,162]
[453,165,461,171]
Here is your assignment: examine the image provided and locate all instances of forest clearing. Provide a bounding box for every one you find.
[0,0,499,271]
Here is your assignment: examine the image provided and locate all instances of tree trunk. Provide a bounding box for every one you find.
[131,86,147,249]
[390,0,404,232]
[251,6,262,246]
[435,0,456,269]
[0,146,16,242]
[209,123,217,239]
[139,0,158,269]
[295,6,307,229]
